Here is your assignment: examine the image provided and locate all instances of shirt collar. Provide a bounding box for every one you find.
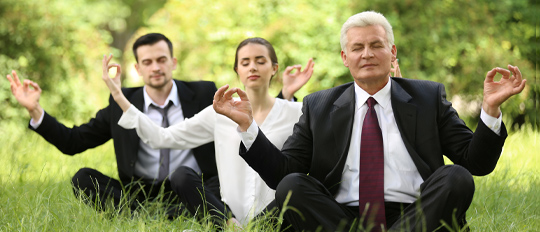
[143,80,179,112]
[354,79,392,110]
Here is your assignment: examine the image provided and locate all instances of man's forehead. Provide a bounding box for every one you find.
[137,41,172,60]
[346,26,387,44]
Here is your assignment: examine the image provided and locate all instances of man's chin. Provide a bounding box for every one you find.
[147,80,169,90]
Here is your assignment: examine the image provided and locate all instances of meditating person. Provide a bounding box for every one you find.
[7,33,220,218]
[101,37,313,226]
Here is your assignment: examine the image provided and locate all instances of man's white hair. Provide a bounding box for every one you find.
[340,11,394,54]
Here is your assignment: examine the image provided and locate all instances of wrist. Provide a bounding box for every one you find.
[282,89,292,101]
[482,103,501,118]
[239,119,253,132]
[28,104,43,122]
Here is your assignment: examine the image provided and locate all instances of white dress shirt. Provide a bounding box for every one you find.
[118,98,303,224]
[241,80,502,205]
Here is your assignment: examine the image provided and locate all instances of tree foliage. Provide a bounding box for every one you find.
[1,0,537,129]
[138,0,537,129]
[0,0,112,125]
[0,0,166,125]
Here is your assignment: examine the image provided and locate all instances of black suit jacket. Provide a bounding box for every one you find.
[31,80,218,183]
[241,78,508,194]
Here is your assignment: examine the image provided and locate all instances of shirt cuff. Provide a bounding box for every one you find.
[29,108,45,129]
[480,108,502,135]
[238,120,259,150]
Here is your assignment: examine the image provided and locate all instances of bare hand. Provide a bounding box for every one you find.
[482,65,527,118]
[213,84,253,131]
[282,58,314,100]
[391,58,401,77]
[6,70,43,120]
[101,54,130,111]
[102,54,122,95]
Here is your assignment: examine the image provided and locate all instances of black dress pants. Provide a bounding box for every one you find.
[275,165,475,232]
[71,167,219,219]
[169,166,228,223]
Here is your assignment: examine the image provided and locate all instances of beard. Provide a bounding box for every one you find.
[145,73,171,90]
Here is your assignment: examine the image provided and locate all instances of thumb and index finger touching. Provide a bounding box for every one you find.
[285,58,315,75]
[102,54,122,80]
[214,84,249,102]
[485,65,526,83]
[7,70,41,94]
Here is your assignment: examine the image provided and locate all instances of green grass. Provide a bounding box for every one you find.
[467,126,539,231]
[1,122,538,231]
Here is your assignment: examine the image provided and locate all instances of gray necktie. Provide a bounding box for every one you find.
[150,101,174,181]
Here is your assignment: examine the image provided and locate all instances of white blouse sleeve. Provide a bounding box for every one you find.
[118,104,216,149]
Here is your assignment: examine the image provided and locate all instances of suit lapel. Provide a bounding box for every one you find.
[390,79,416,145]
[132,88,145,112]
[331,85,356,157]
[125,87,145,176]
[175,80,197,118]
[325,84,355,190]
[390,79,431,180]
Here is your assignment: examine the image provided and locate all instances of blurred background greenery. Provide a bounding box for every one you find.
[1,0,538,130]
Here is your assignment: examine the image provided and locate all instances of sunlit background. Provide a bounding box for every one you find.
[1,1,538,230]
[1,0,538,129]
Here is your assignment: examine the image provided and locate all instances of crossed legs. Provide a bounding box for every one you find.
[71,167,183,217]
[275,165,475,231]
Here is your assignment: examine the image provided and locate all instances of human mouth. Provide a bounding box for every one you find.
[248,75,260,80]
[361,63,376,68]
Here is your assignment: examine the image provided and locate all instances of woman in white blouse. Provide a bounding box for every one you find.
[101,37,314,226]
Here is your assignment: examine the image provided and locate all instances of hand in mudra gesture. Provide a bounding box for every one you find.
[101,54,122,96]
[282,58,314,100]
[101,54,131,111]
[213,84,253,131]
[6,70,42,111]
[482,65,526,118]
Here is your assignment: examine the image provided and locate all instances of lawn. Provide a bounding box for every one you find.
[0,123,538,231]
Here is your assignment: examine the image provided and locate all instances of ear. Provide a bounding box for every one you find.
[172,57,178,70]
[341,50,349,67]
[391,45,397,61]
[272,64,279,76]
[135,63,142,76]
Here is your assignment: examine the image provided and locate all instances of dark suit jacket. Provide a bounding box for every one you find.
[30,80,218,184]
[240,78,508,194]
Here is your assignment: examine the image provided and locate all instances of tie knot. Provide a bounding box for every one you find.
[151,101,174,116]
[366,97,377,108]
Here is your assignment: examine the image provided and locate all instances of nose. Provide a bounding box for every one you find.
[150,62,161,72]
[249,62,258,72]
[362,47,374,58]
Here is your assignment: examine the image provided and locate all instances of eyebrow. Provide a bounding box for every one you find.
[351,39,385,47]
[241,56,267,60]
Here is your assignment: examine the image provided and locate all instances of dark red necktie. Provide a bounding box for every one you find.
[359,97,386,230]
